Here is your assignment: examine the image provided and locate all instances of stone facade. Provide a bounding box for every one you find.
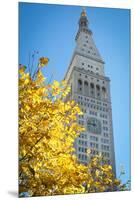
[64,9,116,174]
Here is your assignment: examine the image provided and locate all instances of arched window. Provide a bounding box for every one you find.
[90,83,94,89]
[96,85,101,99]
[90,83,95,97]
[84,81,89,96]
[78,79,83,94]
[102,87,107,98]
[78,79,82,85]
[96,85,100,91]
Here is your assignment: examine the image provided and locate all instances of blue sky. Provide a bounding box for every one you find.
[19,3,130,184]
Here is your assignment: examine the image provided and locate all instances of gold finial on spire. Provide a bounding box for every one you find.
[81,7,87,17]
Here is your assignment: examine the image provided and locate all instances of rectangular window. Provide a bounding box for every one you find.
[82,154,84,160]
[78,154,81,159]
[78,147,81,151]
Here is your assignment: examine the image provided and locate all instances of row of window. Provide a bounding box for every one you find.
[78,151,110,160]
[79,74,105,84]
[81,48,97,56]
[79,121,109,133]
[79,114,84,119]
[79,133,87,139]
[103,120,108,125]
[78,143,110,151]
[78,154,87,161]
[78,120,84,125]
[89,110,97,116]
[77,79,107,99]
[78,138,109,146]
[90,135,98,142]
[78,79,104,88]
[102,152,110,158]
[88,65,98,70]
[78,152,111,160]
[78,154,110,162]
[101,138,109,144]
[90,142,98,149]
[90,104,108,112]
[81,62,97,69]
[100,113,108,119]
[77,95,107,107]
[103,160,111,165]
[79,108,108,119]
[90,136,109,144]
[101,144,110,151]
[81,108,87,113]
[103,126,108,131]
[104,132,109,137]
[77,131,110,144]
[77,101,108,112]
[78,140,87,146]
[90,149,99,155]
[78,147,87,153]
[78,80,106,93]
[80,68,100,76]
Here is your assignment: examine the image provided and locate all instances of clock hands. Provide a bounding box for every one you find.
[87,118,101,134]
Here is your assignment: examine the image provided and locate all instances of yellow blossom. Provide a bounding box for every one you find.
[39,57,49,67]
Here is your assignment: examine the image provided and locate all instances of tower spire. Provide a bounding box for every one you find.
[79,7,89,31]
[75,7,92,41]
[81,7,87,17]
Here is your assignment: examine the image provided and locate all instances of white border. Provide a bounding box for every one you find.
[0,0,133,199]
[20,0,134,9]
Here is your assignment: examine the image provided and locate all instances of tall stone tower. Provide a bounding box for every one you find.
[64,8,116,174]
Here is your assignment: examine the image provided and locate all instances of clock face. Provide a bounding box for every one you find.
[87,117,101,134]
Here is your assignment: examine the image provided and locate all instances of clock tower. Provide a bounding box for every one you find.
[64,8,116,175]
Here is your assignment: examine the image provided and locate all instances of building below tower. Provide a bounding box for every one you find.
[64,8,116,175]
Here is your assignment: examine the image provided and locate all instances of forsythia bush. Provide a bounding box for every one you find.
[19,57,122,197]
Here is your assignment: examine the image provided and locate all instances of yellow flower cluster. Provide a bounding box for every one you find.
[39,57,49,68]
